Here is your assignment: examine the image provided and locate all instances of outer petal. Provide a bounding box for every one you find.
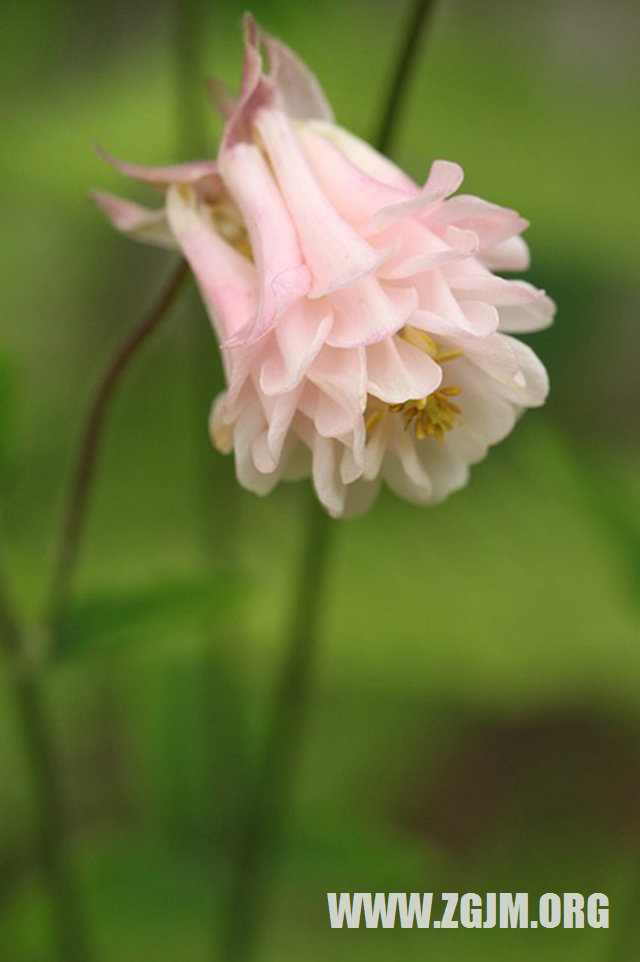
[219,142,311,343]
[262,24,334,121]
[166,185,257,341]
[91,191,176,249]
[96,146,219,192]
[497,283,556,333]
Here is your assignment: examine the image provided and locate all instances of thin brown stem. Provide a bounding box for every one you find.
[374,0,438,156]
[46,258,189,645]
[1,561,97,960]
[13,668,97,962]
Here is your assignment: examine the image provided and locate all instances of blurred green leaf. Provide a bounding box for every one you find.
[55,572,244,663]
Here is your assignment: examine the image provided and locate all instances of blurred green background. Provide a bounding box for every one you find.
[1,0,640,958]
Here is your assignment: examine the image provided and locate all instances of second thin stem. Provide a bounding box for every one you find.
[222,493,333,961]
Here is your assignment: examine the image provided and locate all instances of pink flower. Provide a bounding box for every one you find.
[94,15,555,517]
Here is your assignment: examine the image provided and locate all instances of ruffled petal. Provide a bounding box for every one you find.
[366,334,442,403]
[366,160,464,233]
[258,302,332,396]
[427,194,528,250]
[326,277,417,348]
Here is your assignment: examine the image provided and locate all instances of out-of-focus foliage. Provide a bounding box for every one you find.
[1,0,639,959]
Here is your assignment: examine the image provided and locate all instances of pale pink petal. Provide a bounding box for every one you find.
[480,235,530,271]
[263,28,334,121]
[306,344,367,431]
[382,442,433,505]
[363,418,389,481]
[166,185,257,341]
[220,14,275,152]
[298,125,413,227]
[367,160,464,233]
[411,270,492,336]
[465,335,548,407]
[340,423,367,484]
[366,335,442,404]
[265,386,304,465]
[376,219,475,280]
[414,438,470,503]
[305,121,418,192]
[299,383,361,438]
[428,194,528,249]
[497,284,556,333]
[294,425,345,517]
[91,191,176,249]
[96,145,219,190]
[235,403,279,495]
[326,278,417,348]
[255,109,391,296]
[219,142,311,342]
[258,303,332,395]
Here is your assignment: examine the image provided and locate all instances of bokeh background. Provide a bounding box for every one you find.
[1,0,640,958]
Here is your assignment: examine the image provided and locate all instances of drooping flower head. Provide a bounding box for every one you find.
[94,14,555,517]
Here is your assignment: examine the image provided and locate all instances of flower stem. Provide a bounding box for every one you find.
[45,258,189,646]
[221,492,333,961]
[13,666,97,962]
[374,0,438,155]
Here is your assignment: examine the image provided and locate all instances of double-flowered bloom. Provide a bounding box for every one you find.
[95,15,555,517]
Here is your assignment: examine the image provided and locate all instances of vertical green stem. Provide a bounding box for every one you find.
[1,565,95,961]
[222,492,333,961]
[12,667,96,962]
[374,0,438,155]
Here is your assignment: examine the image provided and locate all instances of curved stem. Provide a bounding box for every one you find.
[45,258,189,645]
[374,0,438,155]
[222,492,333,961]
[0,257,189,962]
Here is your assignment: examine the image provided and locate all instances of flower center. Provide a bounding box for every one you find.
[365,328,464,443]
[388,388,462,442]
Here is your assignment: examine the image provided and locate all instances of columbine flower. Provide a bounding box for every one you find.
[94,14,555,518]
